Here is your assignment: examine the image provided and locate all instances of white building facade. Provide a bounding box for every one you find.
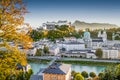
[102,49,119,59]
[42,20,71,30]
[49,46,60,55]
[19,48,37,56]
[57,42,85,51]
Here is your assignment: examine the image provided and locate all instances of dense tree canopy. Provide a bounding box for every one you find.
[0,0,32,79]
[30,25,75,41]
[30,29,45,41]
[100,64,120,80]
[30,25,120,41]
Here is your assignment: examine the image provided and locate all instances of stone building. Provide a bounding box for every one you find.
[102,49,119,59]
[83,30,92,48]
[63,50,96,58]
[98,29,107,42]
[43,63,71,80]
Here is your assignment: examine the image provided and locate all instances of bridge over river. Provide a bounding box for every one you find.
[30,55,59,80]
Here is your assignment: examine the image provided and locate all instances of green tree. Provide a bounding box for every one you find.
[26,69,33,80]
[89,72,96,78]
[35,49,42,56]
[70,31,81,38]
[47,30,63,40]
[74,72,81,78]
[115,64,120,79]
[95,48,103,58]
[43,46,49,55]
[81,71,88,78]
[74,73,84,80]
[30,30,41,41]
[102,66,116,80]
[71,70,77,79]
[98,72,104,80]
[101,64,120,80]
[47,25,75,40]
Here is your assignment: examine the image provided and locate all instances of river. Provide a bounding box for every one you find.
[29,62,106,75]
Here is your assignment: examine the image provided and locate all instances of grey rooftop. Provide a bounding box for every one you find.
[43,63,70,74]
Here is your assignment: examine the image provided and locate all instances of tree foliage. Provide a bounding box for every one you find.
[100,64,120,80]
[71,70,76,78]
[0,0,32,79]
[30,29,47,41]
[30,27,120,41]
[35,49,42,56]
[71,71,84,80]
[81,71,88,78]
[89,72,96,78]
[30,25,75,41]
[43,45,49,54]
[95,48,103,58]
[74,73,84,80]
[98,72,104,80]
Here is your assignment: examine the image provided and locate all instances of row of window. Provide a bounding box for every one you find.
[45,75,64,80]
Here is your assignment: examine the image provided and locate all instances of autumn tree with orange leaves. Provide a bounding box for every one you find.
[0,0,32,79]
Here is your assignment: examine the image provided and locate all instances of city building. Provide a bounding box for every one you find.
[43,63,71,80]
[83,29,108,49]
[83,30,92,48]
[19,47,37,56]
[118,50,120,59]
[102,49,119,59]
[42,22,57,30]
[97,30,107,42]
[49,45,60,55]
[92,38,104,49]
[112,32,120,40]
[64,37,77,42]
[57,41,85,51]
[63,50,96,58]
[16,63,31,72]
[57,20,71,26]
[42,20,71,30]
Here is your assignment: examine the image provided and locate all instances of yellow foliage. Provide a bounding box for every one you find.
[0,0,32,79]
[42,30,48,36]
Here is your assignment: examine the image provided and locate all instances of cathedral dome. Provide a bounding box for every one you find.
[84,31,90,38]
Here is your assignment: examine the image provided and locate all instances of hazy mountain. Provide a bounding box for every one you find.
[72,20,119,31]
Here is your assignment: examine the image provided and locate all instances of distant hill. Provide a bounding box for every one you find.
[72,20,119,31]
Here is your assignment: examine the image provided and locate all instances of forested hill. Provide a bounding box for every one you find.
[73,20,119,30]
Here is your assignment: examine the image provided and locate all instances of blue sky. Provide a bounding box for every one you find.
[24,0,120,28]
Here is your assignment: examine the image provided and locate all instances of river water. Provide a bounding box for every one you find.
[29,62,106,75]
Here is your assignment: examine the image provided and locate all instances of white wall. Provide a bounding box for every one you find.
[49,47,60,55]
[102,49,119,59]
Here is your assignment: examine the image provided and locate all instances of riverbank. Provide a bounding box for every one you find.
[27,58,119,66]
[56,60,119,66]
[27,58,51,63]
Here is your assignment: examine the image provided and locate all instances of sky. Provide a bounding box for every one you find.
[24,0,120,28]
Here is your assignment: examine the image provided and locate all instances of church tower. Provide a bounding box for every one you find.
[102,29,107,42]
[98,30,102,38]
[83,29,92,48]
